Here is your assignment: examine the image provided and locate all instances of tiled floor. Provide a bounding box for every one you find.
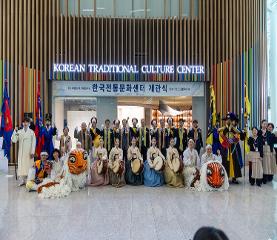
[0,169,276,240]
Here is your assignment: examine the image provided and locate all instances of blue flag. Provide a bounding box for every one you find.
[0,81,13,160]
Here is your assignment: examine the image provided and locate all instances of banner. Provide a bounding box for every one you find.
[52,81,205,97]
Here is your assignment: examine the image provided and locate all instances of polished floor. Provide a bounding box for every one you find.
[0,168,276,240]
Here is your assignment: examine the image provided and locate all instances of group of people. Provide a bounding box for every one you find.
[11,112,276,195]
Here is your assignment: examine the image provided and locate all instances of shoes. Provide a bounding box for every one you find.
[232,178,239,184]
[17,181,25,187]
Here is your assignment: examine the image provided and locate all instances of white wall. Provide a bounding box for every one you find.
[117,106,145,126]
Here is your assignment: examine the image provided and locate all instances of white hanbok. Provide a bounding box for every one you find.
[11,128,36,177]
[183,148,200,188]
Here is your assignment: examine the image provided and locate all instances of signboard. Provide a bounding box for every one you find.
[53,64,205,74]
[52,81,204,97]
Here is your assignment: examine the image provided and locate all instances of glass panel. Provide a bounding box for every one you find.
[80,0,94,16]
[96,0,113,17]
[194,0,199,17]
[182,0,190,17]
[170,0,179,17]
[148,0,164,17]
[68,0,78,15]
[132,0,145,18]
[115,0,132,17]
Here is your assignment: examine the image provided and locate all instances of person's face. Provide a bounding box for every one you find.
[115,121,120,128]
[115,139,120,147]
[188,140,194,148]
[231,120,237,126]
[132,138,136,146]
[262,121,268,129]
[53,152,59,160]
[81,123,87,131]
[168,119,173,126]
[141,119,145,127]
[267,125,273,132]
[91,119,97,127]
[151,138,157,146]
[46,120,51,126]
[132,120,137,127]
[41,155,47,161]
[160,120,165,128]
[76,143,82,149]
[63,128,69,135]
[170,138,175,147]
[152,121,157,128]
[178,121,184,128]
[99,138,104,147]
[193,122,198,128]
[122,120,127,127]
[105,121,110,128]
[207,147,212,155]
[252,128,258,136]
[22,121,29,128]
[226,119,231,126]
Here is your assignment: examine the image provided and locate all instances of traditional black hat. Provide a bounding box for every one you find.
[24,112,33,120]
[45,113,52,121]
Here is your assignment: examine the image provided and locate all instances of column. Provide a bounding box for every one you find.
[96,97,118,126]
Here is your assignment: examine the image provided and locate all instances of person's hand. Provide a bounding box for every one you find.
[217,149,221,156]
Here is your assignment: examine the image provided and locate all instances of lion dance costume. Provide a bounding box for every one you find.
[38,149,89,198]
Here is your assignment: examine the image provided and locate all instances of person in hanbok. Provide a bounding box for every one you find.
[165,117,177,148]
[41,114,57,156]
[74,122,92,153]
[176,118,188,157]
[101,119,114,155]
[200,145,222,167]
[121,118,130,161]
[89,137,109,186]
[144,137,165,187]
[57,126,72,156]
[164,137,184,188]
[89,117,101,149]
[218,113,242,184]
[183,139,201,188]
[247,127,263,186]
[138,118,150,161]
[108,138,126,187]
[129,118,139,143]
[259,121,277,183]
[50,149,64,182]
[26,152,52,191]
[188,120,203,155]
[125,137,144,185]
[11,118,36,186]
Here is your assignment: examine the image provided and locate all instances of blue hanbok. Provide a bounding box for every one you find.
[144,146,165,187]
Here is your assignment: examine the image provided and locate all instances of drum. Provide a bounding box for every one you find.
[112,159,124,176]
[97,159,108,175]
[172,157,184,174]
[153,156,165,172]
[131,158,144,175]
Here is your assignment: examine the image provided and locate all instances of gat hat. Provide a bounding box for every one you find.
[222,112,231,121]
[40,151,49,156]
[45,113,52,121]
[24,112,33,120]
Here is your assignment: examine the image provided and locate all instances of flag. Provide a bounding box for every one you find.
[0,81,13,160]
[34,75,44,157]
[210,84,217,127]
